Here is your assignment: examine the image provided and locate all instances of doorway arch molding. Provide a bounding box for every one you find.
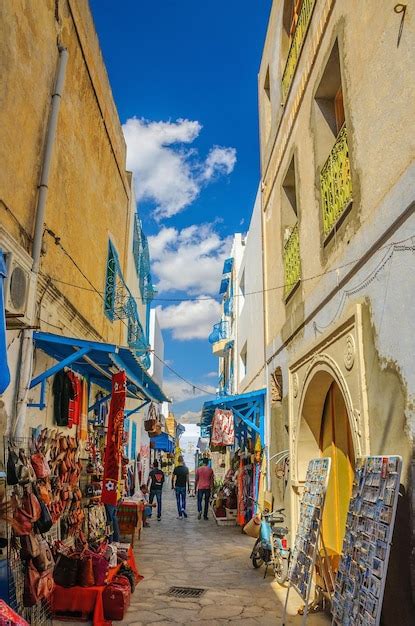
[290,351,363,485]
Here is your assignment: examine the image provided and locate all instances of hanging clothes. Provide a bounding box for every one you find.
[52,370,74,426]
[78,377,88,441]
[211,409,235,446]
[68,371,81,426]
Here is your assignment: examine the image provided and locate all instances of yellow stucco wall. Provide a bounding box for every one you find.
[0,0,131,344]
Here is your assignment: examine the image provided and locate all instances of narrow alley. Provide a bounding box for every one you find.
[123,491,330,625]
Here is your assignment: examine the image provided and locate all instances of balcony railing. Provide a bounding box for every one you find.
[208,320,230,345]
[283,223,301,299]
[281,0,316,103]
[320,124,353,238]
[224,296,233,318]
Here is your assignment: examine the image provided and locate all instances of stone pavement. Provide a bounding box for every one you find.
[123,490,331,625]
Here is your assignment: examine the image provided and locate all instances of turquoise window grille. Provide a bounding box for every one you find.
[131,421,137,460]
[133,215,155,303]
[104,239,150,369]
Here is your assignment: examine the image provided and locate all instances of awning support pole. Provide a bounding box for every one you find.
[29,346,90,389]
[125,400,150,418]
[27,379,47,410]
[88,392,112,413]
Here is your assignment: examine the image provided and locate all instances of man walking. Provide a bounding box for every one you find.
[195,457,214,520]
[147,460,164,521]
[172,455,190,519]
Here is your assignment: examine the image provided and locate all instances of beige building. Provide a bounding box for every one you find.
[259,0,415,621]
[0,1,166,448]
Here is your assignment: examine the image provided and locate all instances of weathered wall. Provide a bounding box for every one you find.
[0,0,131,344]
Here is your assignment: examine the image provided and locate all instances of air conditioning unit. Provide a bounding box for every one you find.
[0,228,35,328]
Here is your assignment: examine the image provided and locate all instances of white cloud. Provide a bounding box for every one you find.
[156,297,221,341]
[202,146,237,181]
[206,371,218,378]
[148,223,231,295]
[164,379,216,404]
[176,410,202,425]
[123,117,236,219]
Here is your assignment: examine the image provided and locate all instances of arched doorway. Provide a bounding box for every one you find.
[319,382,354,567]
[295,369,355,571]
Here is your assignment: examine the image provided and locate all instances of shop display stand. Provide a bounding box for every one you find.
[331,456,402,626]
[3,437,53,626]
[282,457,332,626]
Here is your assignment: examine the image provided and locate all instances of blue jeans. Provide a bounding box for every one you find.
[175,487,187,516]
[149,490,162,518]
[104,504,120,542]
[197,489,210,519]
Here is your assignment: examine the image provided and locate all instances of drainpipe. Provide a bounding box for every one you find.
[13,46,68,437]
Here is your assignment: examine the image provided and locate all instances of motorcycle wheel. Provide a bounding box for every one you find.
[273,554,288,584]
[251,543,263,569]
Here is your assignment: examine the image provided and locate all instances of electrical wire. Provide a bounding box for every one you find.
[39,233,415,304]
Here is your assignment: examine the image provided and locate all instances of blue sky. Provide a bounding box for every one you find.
[90,0,271,426]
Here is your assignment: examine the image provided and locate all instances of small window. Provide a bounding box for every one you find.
[104,241,117,320]
[239,270,246,310]
[262,67,272,141]
[240,343,247,382]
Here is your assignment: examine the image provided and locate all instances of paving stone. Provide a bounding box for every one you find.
[199,605,243,620]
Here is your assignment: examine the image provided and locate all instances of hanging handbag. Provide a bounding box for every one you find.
[20,532,41,559]
[7,446,19,485]
[21,490,41,523]
[17,450,36,485]
[13,506,33,537]
[53,553,79,587]
[35,497,53,534]
[23,560,40,607]
[31,452,51,479]
[243,515,261,539]
[33,539,55,573]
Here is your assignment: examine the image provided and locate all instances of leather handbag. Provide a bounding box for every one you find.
[20,532,41,559]
[7,447,19,485]
[102,579,131,620]
[21,491,42,523]
[53,553,79,587]
[78,552,95,587]
[23,560,54,607]
[31,452,51,479]
[17,450,36,485]
[33,540,54,573]
[35,496,53,534]
[13,507,33,537]
[118,564,136,592]
[91,552,109,585]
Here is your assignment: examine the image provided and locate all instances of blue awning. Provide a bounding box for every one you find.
[0,250,10,394]
[150,432,175,452]
[201,388,266,445]
[31,331,169,406]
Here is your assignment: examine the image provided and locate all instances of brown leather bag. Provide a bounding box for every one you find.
[78,553,95,587]
[31,452,51,479]
[33,539,54,572]
[20,532,41,559]
[13,504,33,537]
[23,560,54,607]
[21,491,42,523]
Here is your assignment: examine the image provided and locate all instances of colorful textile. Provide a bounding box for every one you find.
[101,371,127,506]
[210,409,235,446]
[0,600,29,626]
[79,377,88,441]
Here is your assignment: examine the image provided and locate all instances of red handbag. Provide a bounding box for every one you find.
[102,580,131,621]
[21,491,42,523]
[31,452,51,479]
[23,560,54,607]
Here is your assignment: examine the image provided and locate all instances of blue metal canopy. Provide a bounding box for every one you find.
[201,388,266,446]
[0,250,10,394]
[150,432,175,452]
[30,331,169,409]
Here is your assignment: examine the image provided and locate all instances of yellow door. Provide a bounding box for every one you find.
[320,382,354,571]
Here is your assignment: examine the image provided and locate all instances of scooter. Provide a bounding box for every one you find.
[250,506,291,584]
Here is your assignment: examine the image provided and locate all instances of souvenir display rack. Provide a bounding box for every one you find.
[3,437,53,626]
[282,457,332,626]
[331,455,402,626]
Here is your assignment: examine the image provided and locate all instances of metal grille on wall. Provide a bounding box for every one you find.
[283,222,301,298]
[320,124,353,237]
[104,238,151,369]
[133,215,155,303]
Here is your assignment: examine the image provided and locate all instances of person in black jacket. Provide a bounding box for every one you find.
[147,461,164,521]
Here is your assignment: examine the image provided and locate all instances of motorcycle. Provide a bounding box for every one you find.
[250,506,291,584]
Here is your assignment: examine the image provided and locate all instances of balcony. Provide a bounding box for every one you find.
[320,124,353,238]
[281,0,316,103]
[283,223,301,299]
[224,296,233,318]
[208,320,231,357]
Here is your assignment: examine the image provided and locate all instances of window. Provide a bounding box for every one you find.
[104,241,117,320]
[240,343,247,382]
[270,367,283,406]
[314,40,352,239]
[239,270,245,309]
[262,67,272,141]
[282,157,301,299]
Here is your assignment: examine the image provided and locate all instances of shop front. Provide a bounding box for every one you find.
[201,389,266,527]
[1,330,168,624]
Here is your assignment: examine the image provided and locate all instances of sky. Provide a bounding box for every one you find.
[90,0,272,429]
